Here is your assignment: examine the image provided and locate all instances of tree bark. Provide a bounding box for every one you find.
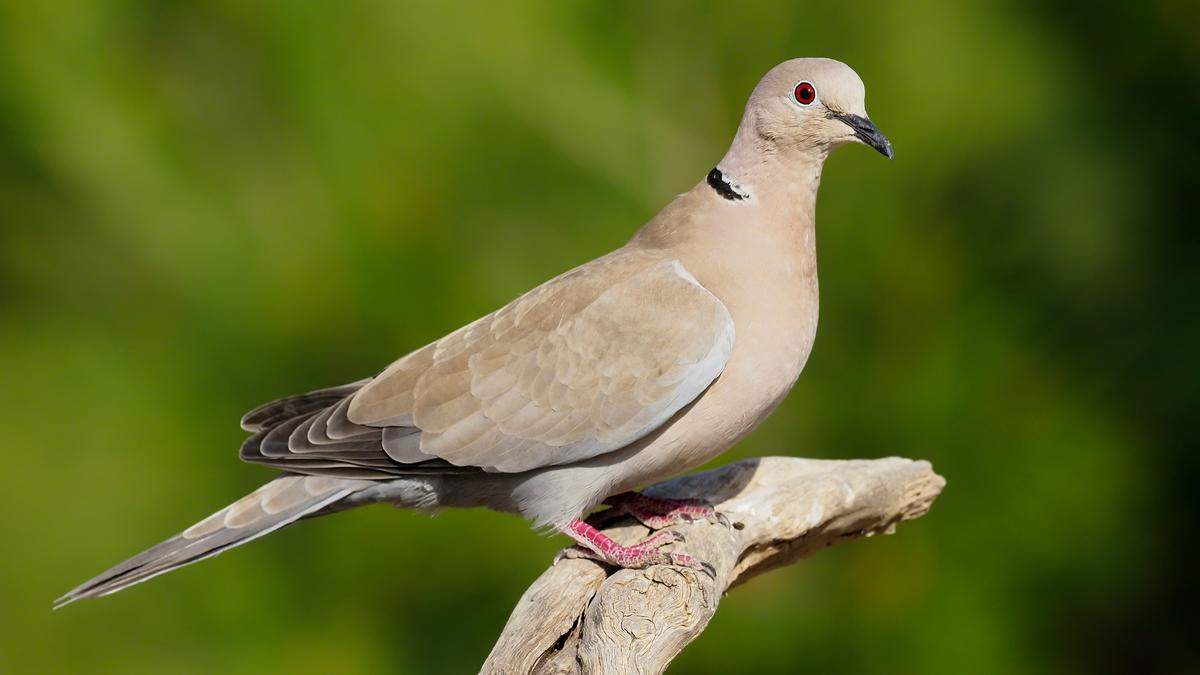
[482,456,945,674]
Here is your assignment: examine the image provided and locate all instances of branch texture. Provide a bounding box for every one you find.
[482,456,945,674]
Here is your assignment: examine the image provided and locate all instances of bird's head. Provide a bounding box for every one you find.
[741,58,893,160]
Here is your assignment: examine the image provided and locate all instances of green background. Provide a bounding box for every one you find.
[2,1,1196,673]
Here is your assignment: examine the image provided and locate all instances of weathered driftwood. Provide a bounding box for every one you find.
[482,456,944,674]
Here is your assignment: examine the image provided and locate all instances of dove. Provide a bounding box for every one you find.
[57,57,892,607]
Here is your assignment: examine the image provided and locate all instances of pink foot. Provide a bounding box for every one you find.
[558,518,713,576]
[602,491,726,529]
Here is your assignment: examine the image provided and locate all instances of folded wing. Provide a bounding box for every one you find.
[240,251,734,476]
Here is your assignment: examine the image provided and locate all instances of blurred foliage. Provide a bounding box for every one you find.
[1,1,1197,673]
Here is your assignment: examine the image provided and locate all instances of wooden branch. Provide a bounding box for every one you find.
[482,456,945,674]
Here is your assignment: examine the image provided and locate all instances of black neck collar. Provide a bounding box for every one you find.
[706,168,746,201]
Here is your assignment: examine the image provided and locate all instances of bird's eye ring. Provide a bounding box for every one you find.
[793,81,817,106]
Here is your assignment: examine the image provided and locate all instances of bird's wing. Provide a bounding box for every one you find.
[348,250,733,473]
[238,249,733,477]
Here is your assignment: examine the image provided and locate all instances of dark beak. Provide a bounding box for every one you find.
[831,112,894,159]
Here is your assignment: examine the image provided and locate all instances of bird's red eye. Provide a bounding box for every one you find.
[793,81,817,106]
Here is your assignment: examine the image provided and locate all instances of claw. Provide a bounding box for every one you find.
[662,550,715,579]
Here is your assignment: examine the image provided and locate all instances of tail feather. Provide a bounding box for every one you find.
[55,475,369,608]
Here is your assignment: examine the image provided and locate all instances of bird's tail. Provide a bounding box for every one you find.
[55,475,370,608]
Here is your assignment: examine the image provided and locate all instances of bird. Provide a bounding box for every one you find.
[57,57,893,607]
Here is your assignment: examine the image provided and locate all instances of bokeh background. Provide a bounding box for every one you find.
[2,1,1197,673]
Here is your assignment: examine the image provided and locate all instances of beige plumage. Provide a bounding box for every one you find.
[58,57,892,606]
[349,252,734,473]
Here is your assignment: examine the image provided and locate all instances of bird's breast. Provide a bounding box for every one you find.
[636,246,820,480]
[717,269,818,420]
[616,192,822,483]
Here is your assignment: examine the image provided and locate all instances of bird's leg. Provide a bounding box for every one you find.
[602,491,726,529]
[557,518,711,575]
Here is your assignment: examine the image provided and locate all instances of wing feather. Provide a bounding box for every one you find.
[237,251,733,478]
[347,252,734,473]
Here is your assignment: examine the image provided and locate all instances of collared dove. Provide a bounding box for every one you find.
[57,57,892,607]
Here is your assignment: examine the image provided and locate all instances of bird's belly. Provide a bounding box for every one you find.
[499,338,814,529]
